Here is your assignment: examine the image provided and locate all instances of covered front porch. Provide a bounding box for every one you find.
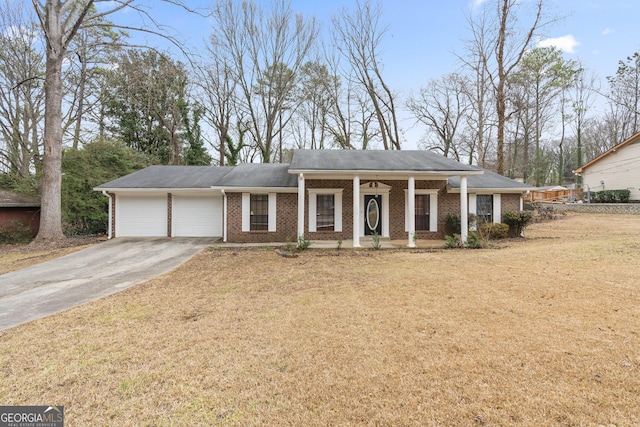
[294,173,478,248]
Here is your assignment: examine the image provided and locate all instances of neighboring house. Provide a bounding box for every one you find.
[574,131,640,201]
[0,188,41,237]
[95,150,531,247]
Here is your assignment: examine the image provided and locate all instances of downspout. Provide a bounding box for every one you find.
[102,191,112,240]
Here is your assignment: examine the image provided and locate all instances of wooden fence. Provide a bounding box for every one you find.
[524,189,583,203]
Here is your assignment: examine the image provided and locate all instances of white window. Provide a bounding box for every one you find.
[470,193,501,224]
[405,189,438,232]
[242,193,277,232]
[308,189,343,232]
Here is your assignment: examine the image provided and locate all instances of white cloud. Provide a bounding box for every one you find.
[602,28,614,35]
[470,0,488,8]
[536,35,580,54]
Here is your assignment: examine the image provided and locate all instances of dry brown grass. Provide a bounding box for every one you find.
[0,236,99,275]
[1,213,639,426]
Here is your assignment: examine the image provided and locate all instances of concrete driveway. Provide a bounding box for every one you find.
[0,238,216,331]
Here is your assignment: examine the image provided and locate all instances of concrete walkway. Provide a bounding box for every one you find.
[211,237,444,249]
[0,238,216,331]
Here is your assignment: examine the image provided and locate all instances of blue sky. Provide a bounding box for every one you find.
[111,0,640,145]
[128,0,640,89]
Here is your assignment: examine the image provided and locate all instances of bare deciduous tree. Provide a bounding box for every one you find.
[605,52,640,142]
[332,0,400,150]
[31,0,196,242]
[570,67,597,185]
[466,0,550,174]
[197,43,236,165]
[407,73,470,161]
[210,0,318,163]
[63,14,125,149]
[0,1,44,179]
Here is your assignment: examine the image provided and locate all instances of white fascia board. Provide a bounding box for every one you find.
[94,187,215,193]
[288,169,483,176]
[211,186,298,193]
[288,171,482,180]
[447,186,530,194]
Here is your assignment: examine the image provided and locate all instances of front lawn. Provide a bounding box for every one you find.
[1,213,638,425]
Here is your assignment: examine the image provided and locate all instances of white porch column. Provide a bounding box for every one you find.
[222,189,227,242]
[353,175,361,248]
[407,176,416,248]
[297,173,305,243]
[460,176,468,243]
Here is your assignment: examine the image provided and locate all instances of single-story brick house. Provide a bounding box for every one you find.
[0,188,41,237]
[95,150,530,247]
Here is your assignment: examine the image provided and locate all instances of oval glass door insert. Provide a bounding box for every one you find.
[366,198,380,230]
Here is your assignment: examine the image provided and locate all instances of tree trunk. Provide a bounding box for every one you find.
[72,56,87,149]
[35,2,66,242]
[496,84,506,174]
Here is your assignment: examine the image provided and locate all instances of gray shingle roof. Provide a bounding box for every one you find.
[215,163,297,188]
[448,167,532,191]
[288,149,480,173]
[94,153,525,191]
[0,188,40,207]
[95,166,234,189]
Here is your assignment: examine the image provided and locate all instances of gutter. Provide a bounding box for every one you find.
[287,169,484,176]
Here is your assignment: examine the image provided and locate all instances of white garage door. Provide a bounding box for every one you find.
[116,194,167,237]
[172,195,222,237]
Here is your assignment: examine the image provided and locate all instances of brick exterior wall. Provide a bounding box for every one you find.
[501,194,522,217]
[305,179,353,241]
[439,192,523,235]
[226,192,298,243]
[225,181,525,243]
[0,207,40,237]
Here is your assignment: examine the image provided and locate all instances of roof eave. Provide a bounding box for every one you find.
[0,203,41,208]
[212,186,298,193]
[574,131,640,172]
[447,186,530,193]
[93,187,218,192]
[288,169,483,176]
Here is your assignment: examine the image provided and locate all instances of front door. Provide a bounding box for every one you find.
[364,194,382,235]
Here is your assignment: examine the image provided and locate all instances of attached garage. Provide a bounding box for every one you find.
[116,194,167,237]
[172,194,222,237]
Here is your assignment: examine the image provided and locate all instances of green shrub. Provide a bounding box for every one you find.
[445,213,461,235]
[62,139,153,235]
[466,231,483,249]
[591,189,631,203]
[478,222,509,240]
[445,213,478,235]
[0,220,32,244]
[297,235,312,250]
[371,230,381,250]
[503,211,533,237]
[444,232,483,249]
[444,234,462,248]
